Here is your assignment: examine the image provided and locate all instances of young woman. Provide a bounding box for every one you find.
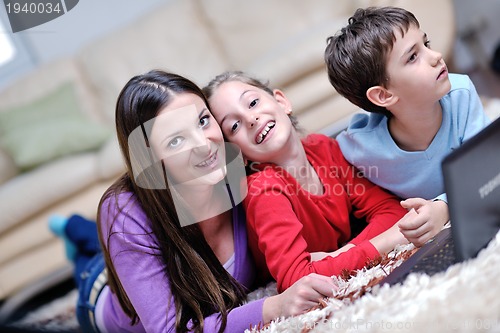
[202,71,409,292]
[51,70,337,333]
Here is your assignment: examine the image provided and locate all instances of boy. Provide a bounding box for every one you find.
[324,6,490,246]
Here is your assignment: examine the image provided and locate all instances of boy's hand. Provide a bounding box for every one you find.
[398,198,450,247]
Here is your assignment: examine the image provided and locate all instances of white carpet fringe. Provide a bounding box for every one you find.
[247,231,500,333]
[12,231,500,332]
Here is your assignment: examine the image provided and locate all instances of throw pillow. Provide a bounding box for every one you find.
[0,83,112,170]
[0,146,18,184]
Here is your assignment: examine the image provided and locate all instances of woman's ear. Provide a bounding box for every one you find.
[273,89,292,114]
[366,86,398,108]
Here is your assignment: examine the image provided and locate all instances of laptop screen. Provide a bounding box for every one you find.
[442,117,500,261]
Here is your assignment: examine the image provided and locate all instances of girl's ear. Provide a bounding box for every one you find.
[273,89,292,114]
[366,86,398,108]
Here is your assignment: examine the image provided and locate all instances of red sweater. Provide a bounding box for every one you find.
[244,134,407,291]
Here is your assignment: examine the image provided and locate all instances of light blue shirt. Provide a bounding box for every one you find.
[336,73,490,201]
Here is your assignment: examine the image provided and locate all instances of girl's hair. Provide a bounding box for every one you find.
[324,6,420,116]
[97,70,247,333]
[202,70,300,130]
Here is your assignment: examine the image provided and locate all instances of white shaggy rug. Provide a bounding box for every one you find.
[11,230,500,333]
[246,229,500,333]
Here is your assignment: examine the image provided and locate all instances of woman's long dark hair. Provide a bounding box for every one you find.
[97,70,247,333]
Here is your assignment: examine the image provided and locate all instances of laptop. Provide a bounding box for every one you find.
[380,116,500,285]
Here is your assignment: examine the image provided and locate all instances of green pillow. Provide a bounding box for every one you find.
[0,83,112,170]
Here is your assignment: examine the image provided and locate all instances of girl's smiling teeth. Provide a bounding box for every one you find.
[196,151,218,168]
[256,121,276,144]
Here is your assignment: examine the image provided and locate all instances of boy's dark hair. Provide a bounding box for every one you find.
[324,6,420,116]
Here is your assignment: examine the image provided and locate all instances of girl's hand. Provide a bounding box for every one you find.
[310,244,355,262]
[262,273,337,321]
[369,221,409,255]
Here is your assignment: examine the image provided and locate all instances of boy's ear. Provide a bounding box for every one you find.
[366,86,398,108]
[273,89,292,114]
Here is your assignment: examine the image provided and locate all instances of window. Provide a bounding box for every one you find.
[0,20,15,65]
[0,11,35,88]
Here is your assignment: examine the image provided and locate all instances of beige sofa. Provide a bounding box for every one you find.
[0,0,455,316]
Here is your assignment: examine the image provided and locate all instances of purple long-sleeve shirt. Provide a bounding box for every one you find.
[97,192,264,333]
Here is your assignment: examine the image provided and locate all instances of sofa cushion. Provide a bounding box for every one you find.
[0,83,112,170]
[77,0,228,123]
[0,239,68,300]
[96,136,125,180]
[0,153,100,234]
[282,70,342,122]
[0,182,112,268]
[197,0,356,69]
[297,94,362,136]
[246,19,347,88]
[0,58,103,124]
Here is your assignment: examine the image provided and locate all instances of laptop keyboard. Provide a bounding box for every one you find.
[380,227,459,286]
[409,237,457,276]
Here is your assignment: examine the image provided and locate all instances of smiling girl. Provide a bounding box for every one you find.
[203,71,409,292]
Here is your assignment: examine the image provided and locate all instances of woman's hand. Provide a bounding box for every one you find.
[262,273,337,322]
